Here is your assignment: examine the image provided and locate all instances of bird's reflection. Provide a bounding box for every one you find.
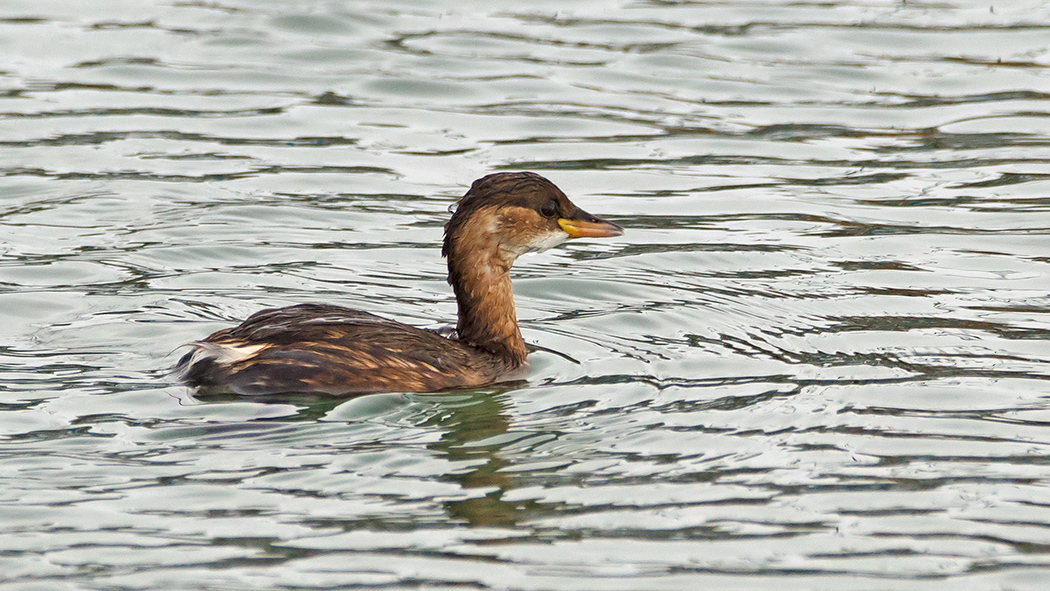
[424,385,521,527]
[190,382,529,527]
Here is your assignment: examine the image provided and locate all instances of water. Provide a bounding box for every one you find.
[2,0,1050,588]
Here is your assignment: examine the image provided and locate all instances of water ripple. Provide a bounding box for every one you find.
[2,0,1050,588]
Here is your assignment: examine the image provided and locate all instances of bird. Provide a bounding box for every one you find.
[175,172,623,396]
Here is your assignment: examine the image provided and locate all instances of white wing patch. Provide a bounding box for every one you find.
[186,341,268,367]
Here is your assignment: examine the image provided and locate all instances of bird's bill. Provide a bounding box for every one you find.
[558,213,623,238]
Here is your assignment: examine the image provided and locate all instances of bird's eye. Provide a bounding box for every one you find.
[540,201,557,218]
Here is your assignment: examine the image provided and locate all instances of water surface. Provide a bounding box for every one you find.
[2,0,1050,589]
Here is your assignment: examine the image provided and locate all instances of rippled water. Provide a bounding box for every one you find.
[3,0,1050,589]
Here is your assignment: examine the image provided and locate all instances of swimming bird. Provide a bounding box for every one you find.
[176,172,622,395]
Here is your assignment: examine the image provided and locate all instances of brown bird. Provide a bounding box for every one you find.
[176,172,623,396]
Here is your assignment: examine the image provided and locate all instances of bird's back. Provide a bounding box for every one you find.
[176,303,510,396]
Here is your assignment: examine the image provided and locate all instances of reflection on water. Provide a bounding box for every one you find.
[428,392,518,528]
[2,0,1050,588]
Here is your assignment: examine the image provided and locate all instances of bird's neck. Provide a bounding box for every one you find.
[445,232,527,366]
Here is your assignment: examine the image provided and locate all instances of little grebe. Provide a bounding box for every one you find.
[176,172,623,396]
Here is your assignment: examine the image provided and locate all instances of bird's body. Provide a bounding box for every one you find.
[176,172,622,396]
[177,303,515,395]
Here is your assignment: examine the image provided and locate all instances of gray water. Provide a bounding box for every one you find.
[3,1,1050,589]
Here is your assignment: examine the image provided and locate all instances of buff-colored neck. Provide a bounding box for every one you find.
[444,214,528,366]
